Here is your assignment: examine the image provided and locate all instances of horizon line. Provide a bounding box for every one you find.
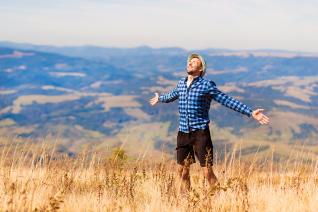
[0,40,318,54]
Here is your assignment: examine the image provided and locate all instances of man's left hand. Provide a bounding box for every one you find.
[252,108,270,125]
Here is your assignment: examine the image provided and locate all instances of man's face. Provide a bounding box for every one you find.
[187,57,202,75]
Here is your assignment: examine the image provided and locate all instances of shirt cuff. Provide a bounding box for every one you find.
[158,95,163,102]
[246,108,253,118]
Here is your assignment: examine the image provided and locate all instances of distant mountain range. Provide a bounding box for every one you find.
[1,41,318,60]
[0,41,317,160]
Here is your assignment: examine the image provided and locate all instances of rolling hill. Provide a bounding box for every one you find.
[0,42,317,160]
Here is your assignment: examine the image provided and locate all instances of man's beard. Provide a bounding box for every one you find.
[187,69,194,74]
[187,67,195,74]
[187,68,199,75]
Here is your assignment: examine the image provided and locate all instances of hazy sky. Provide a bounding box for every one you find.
[0,0,317,52]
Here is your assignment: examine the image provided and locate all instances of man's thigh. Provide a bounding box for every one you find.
[176,131,195,166]
[193,128,213,167]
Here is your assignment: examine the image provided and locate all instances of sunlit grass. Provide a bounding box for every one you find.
[0,136,317,211]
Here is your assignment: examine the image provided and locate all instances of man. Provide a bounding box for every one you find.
[149,53,270,194]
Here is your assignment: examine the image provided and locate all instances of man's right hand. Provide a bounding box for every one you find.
[149,92,159,106]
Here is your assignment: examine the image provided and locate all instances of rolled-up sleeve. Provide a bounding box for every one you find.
[208,81,253,117]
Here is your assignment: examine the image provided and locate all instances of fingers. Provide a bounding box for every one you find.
[259,119,269,125]
[263,115,269,122]
[259,118,266,125]
[258,113,270,125]
[149,98,157,105]
[149,101,156,106]
[261,113,269,122]
[149,93,159,106]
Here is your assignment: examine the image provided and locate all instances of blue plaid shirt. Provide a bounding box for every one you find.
[158,76,253,133]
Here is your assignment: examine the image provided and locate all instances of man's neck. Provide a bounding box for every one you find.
[186,74,200,88]
[187,74,200,81]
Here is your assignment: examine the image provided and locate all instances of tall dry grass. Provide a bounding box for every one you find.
[0,136,318,211]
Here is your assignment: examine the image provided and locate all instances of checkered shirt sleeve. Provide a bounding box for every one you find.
[158,86,179,103]
[208,81,253,117]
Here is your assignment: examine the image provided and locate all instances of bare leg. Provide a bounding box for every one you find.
[203,166,218,189]
[178,164,190,196]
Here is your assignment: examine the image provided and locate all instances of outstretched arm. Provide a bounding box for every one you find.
[149,86,179,106]
[208,81,270,125]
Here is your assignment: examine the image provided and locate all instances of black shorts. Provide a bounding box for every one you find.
[176,128,213,167]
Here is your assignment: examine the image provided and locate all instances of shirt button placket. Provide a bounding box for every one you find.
[186,87,190,132]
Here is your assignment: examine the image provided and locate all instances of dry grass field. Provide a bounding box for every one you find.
[0,136,318,212]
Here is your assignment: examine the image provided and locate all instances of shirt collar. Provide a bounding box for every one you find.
[184,75,202,83]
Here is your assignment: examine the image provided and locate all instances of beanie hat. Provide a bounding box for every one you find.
[187,53,207,77]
